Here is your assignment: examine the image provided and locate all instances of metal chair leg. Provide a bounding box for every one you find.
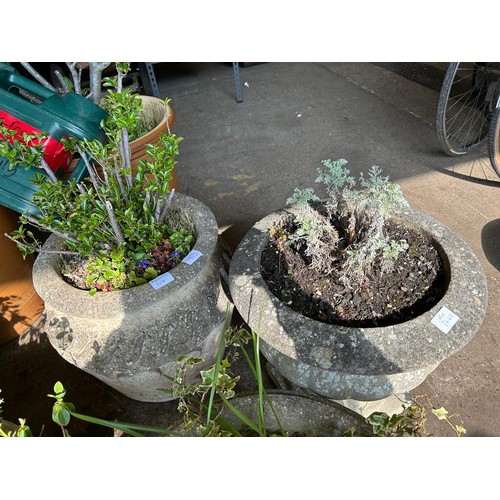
[233,62,243,103]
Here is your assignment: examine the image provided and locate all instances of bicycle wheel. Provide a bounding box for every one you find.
[436,62,500,156]
[488,107,500,176]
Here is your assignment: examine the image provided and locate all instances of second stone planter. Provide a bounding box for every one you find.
[229,205,488,413]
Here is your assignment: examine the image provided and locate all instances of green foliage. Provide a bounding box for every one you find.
[47,381,177,437]
[2,63,194,292]
[30,323,288,438]
[169,325,289,437]
[367,405,427,437]
[282,158,411,280]
[0,389,33,437]
[363,393,467,437]
[315,158,355,210]
[382,239,410,261]
[0,358,467,438]
[343,165,409,217]
[0,126,46,170]
[286,187,319,207]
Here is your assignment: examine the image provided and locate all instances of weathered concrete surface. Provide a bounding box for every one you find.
[229,204,487,404]
[32,194,232,402]
[179,390,372,437]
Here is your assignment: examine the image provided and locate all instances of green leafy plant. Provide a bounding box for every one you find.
[277,158,411,280]
[0,341,467,438]
[365,394,466,437]
[166,325,288,437]
[47,381,178,437]
[0,62,194,292]
[0,389,32,437]
[42,324,289,437]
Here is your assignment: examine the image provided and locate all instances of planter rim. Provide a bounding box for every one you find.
[130,95,174,149]
[228,205,488,375]
[32,193,218,318]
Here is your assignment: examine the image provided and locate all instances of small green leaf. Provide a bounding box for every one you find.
[52,404,71,426]
[432,407,449,420]
[54,381,65,396]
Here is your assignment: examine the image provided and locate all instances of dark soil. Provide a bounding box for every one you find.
[261,213,447,327]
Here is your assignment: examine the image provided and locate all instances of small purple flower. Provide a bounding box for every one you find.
[172,250,180,259]
[138,259,150,269]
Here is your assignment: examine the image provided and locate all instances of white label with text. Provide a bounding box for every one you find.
[149,272,174,290]
[431,306,459,333]
[182,250,203,265]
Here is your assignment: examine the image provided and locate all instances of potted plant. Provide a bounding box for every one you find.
[228,158,488,415]
[0,63,231,402]
[17,62,179,191]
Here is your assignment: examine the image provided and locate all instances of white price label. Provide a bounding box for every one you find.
[182,249,203,265]
[149,272,174,290]
[431,306,459,333]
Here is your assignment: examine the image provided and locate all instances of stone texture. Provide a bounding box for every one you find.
[229,205,488,402]
[179,390,373,437]
[33,194,233,402]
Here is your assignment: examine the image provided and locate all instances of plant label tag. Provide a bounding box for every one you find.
[431,306,459,333]
[149,272,174,290]
[182,250,203,265]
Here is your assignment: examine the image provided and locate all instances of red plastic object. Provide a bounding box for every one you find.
[0,108,72,172]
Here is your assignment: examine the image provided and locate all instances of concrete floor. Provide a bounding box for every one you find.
[1,62,499,438]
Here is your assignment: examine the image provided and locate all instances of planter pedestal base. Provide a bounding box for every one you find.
[266,360,411,417]
[332,393,411,418]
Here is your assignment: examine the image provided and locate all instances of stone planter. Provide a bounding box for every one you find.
[229,206,488,412]
[32,194,232,402]
[178,390,373,436]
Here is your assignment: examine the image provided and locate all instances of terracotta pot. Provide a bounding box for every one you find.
[129,95,179,193]
[32,194,232,402]
[0,206,44,345]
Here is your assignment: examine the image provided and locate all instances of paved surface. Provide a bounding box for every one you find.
[1,62,499,437]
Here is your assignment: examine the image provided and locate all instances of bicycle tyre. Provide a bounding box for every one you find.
[488,107,500,177]
[436,62,493,156]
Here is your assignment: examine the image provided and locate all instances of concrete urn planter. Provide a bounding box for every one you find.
[33,194,232,402]
[229,206,488,412]
[178,390,373,436]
